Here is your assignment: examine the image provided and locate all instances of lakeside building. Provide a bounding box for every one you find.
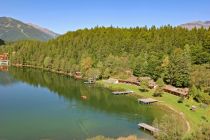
[163,85,189,97]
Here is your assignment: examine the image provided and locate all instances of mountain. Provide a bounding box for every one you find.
[0,17,59,41]
[180,21,210,30]
[28,23,58,38]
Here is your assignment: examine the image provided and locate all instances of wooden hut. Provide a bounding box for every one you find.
[74,72,82,79]
[163,85,189,97]
[118,76,140,86]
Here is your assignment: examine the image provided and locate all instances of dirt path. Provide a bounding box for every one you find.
[158,102,191,133]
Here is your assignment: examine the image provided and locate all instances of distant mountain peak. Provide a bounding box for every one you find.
[0,17,59,41]
[180,20,210,29]
[28,23,59,38]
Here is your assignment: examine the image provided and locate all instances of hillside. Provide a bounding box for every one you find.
[0,17,59,41]
[28,23,58,38]
[180,21,210,29]
[1,26,210,90]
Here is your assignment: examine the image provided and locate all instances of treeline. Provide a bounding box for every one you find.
[1,26,210,89]
[0,39,5,46]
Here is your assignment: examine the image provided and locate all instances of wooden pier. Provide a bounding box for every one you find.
[84,78,95,84]
[138,98,158,104]
[112,90,134,95]
[138,123,159,133]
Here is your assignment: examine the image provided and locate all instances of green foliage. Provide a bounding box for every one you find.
[153,115,185,140]
[186,123,210,140]
[43,57,52,68]
[191,65,210,92]
[164,48,191,87]
[1,26,209,89]
[177,96,185,103]
[191,44,210,64]
[153,92,163,97]
[156,78,165,88]
[190,85,210,104]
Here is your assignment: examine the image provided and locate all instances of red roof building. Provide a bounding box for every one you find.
[0,53,8,60]
[163,85,189,97]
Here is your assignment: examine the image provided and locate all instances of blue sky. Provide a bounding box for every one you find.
[0,0,210,34]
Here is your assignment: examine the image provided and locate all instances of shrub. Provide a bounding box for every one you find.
[178,96,185,103]
[153,92,163,97]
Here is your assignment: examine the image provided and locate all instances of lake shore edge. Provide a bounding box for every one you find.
[10,64,192,137]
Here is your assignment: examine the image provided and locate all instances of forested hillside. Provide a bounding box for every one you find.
[1,26,210,90]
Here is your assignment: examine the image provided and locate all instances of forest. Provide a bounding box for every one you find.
[0,26,210,93]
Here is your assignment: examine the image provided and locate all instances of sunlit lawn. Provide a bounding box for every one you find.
[97,80,210,132]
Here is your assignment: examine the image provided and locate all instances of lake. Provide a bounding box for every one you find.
[0,67,165,140]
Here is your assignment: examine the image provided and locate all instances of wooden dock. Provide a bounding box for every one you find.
[112,90,134,95]
[138,123,159,133]
[138,98,158,104]
[84,81,95,84]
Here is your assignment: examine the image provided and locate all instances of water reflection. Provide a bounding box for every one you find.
[0,65,8,72]
[0,67,17,86]
[0,67,166,140]
[8,67,164,121]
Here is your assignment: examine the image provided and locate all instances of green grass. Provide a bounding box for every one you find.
[97,80,210,133]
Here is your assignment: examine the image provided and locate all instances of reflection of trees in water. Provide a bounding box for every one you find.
[0,70,17,86]
[9,67,164,122]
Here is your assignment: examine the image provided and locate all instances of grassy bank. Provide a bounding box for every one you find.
[97,80,210,134]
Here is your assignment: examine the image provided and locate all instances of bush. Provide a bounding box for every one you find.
[178,96,185,103]
[153,92,163,97]
[139,88,149,92]
[153,115,185,140]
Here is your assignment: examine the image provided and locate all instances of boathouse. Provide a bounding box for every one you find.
[0,53,9,65]
[74,72,82,79]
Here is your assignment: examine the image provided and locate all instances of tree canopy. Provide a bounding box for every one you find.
[1,26,210,88]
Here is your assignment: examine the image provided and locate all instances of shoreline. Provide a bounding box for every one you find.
[96,81,191,134]
[9,64,191,134]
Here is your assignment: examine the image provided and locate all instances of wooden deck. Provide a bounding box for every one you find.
[112,90,134,95]
[84,81,95,84]
[138,123,159,133]
[138,98,158,104]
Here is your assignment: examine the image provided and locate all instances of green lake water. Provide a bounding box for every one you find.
[0,67,165,140]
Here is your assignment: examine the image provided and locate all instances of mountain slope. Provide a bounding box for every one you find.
[180,21,210,29]
[0,17,59,41]
[28,23,58,38]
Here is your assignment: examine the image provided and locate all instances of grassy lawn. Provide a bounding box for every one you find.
[97,80,210,133]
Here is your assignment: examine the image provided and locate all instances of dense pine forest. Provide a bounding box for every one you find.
[1,26,210,92]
